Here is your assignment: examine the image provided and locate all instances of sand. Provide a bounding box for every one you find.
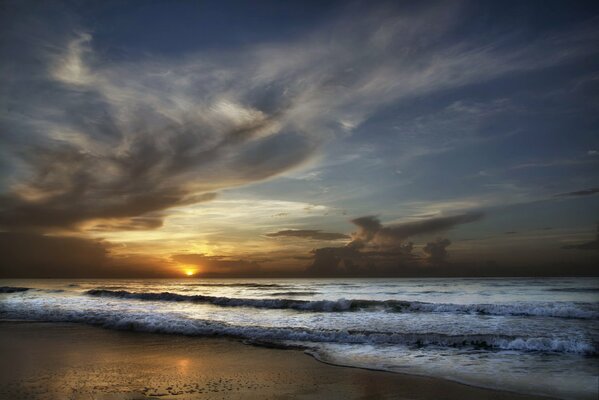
[0,321,553,400]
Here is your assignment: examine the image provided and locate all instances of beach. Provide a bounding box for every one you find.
[1,278,597,399]
[0,321,554,400]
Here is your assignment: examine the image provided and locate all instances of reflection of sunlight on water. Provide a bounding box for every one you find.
[177,358,191,375]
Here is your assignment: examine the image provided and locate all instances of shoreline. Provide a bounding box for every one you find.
[301,350,562,400]
[0,321,554,400]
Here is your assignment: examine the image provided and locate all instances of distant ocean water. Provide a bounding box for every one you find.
[1,277,598,399]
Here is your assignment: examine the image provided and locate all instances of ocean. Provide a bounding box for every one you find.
[1,277,597,399]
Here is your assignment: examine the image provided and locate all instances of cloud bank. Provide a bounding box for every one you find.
[306,212,483,276]
[0,232,168,278]
[423,238,452,265]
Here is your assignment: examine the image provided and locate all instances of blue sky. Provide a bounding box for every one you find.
[0,0,597,277]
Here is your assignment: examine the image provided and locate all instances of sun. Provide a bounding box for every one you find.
[184,269,195,277]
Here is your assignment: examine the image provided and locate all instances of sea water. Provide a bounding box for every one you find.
[1,277,597,399]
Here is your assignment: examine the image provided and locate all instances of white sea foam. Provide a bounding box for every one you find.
[1,300,596,355]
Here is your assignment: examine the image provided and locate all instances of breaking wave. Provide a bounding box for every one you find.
[547,287,599,293]
[269,291,320,296]
[0,287,65,294]
[0,286,30,293]
[85,289,599,319]
[185,283,287,288]
[1,305,595,355]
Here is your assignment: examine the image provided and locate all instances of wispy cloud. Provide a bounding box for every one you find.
[562,225,599,250]
[266,229,349,241]
[350,212,483,248]
[554,187,599,197]
[2,3,596,236]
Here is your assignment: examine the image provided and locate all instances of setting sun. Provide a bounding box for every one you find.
[184,270,195,277]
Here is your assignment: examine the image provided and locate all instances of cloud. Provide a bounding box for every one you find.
[0,232,271,278]
[171,253,263,276]
[1,3,595,237]
[266,229,350,241]
[351,212,484,248]
[0,232,169,278]
[555,187,599,197]
[86,215,166,232]
[562,225,599,250]
[0,232,107,278]
[306,245,365,276]
[306,212,482,276]
[423,238,452,264]
[1,3,598,278]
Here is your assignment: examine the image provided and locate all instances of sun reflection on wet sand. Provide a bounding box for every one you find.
[0,321,559,400]
[176,358,191,375]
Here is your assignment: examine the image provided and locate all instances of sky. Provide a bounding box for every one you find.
[0,0,598,278]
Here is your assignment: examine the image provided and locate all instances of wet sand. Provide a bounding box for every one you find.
[0,321,553,400]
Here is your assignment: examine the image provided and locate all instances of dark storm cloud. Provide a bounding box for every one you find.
[423,238,451,264]
[554,187,599,197]
[266,229,350,241]
[306,245,365,276]
[306,212,482,276]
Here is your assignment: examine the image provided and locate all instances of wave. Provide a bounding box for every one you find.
[85,289,362,311]
[547,287,599,293]
[0,286,30,293]
[185,283,287,288]
[404,301,599,319]
[93,286,130,290]
[1,305,595,355]
[1,287,66,294]
[85,289,599,319]
[269,291,320,296]
[1,287,65,294]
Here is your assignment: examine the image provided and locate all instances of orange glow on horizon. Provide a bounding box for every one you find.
[184,269,195,277]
